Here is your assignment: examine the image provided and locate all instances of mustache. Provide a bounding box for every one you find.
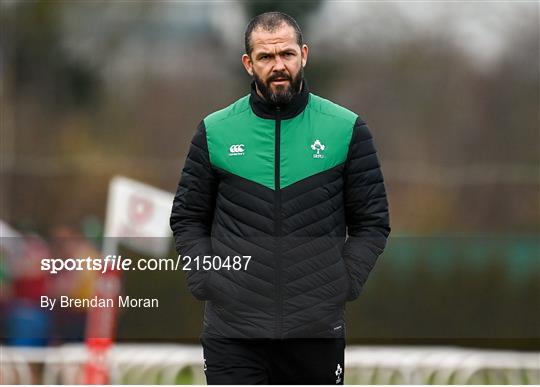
[267,73,291,83]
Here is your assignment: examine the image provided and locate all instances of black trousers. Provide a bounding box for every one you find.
[200,337,345,385]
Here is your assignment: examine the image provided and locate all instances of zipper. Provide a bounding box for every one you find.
[274,106,283,339]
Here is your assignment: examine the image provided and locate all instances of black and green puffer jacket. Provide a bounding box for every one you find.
[170,81,390,339]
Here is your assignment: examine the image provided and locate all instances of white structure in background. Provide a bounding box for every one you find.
[0,219,23,256]
[1,344,539,385]
[103,176,174,256]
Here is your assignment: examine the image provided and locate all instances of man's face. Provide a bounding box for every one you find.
[242,24,309,105]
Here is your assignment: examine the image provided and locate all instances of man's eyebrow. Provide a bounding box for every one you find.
[255,51,273,57]
[280,48,297,54]
[255,48,297,57]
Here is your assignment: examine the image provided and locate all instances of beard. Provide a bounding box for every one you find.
[253,67,304,106]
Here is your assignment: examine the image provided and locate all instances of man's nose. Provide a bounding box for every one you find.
[273,56,286,71]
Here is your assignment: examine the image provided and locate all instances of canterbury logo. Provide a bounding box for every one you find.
[229,144,245,156]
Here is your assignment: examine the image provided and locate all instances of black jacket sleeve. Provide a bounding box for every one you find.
[170,121,218,300]
[342,117,391,301]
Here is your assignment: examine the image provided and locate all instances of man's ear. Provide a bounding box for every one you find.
[242,54,253,76]
[301,44,309,68]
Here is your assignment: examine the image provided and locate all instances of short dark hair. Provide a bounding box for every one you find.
[244,12,303,56]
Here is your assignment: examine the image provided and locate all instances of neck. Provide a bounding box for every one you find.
[255,80,304,105]
[249,79,310,119]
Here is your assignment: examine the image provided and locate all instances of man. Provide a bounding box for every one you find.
[170,12,390,385]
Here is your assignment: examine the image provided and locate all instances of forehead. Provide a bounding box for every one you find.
[250,24,299,53]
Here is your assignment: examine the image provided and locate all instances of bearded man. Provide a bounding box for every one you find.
[170,11,390,385]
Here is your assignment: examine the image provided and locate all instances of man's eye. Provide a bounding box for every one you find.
[260,55,269,60]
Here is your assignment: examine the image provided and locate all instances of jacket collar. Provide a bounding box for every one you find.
[249,79,310,119]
